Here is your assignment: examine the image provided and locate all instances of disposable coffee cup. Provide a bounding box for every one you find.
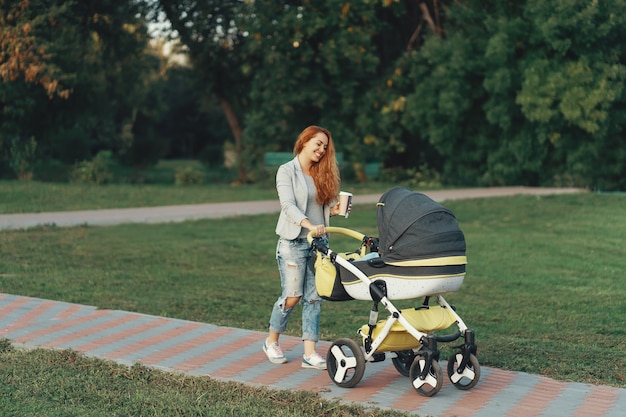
[338,191,353,218]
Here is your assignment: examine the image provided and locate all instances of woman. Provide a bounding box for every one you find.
[263,125,346,370]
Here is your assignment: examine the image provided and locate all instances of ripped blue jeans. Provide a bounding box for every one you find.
[268,237,325,342]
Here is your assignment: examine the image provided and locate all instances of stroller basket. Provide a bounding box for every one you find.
[359,306,458,352]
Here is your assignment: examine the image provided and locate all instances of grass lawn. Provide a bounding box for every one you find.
[0,339,410,417]
[0,178,400,214]
[1,183,625,416]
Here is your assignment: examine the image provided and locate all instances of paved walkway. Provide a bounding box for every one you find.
[0,186,583,230]
[3,186,625,416]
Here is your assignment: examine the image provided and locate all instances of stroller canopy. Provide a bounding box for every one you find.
[376,187,466,263]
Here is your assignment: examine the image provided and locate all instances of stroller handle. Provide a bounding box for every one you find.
[307,226,366,244]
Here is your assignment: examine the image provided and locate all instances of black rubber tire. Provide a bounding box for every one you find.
[408,355,443,397]
[447,352,481,390]
[391,350,415,377]
[326,338,366,388]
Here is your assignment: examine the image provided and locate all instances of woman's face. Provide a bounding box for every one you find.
[301,132,329,163]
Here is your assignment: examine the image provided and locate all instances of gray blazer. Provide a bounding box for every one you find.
[275,157,331,239]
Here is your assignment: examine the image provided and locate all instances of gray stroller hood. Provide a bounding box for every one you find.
[333,186,467,295]
[318,187,467,300]
[375,186,466,263]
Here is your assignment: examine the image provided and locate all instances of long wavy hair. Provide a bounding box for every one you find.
[293,125,340,206]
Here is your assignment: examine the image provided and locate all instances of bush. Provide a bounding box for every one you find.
[380,164,441,188]
[174,166,206,185]
[69,151,114,185]
[9,137,37,181]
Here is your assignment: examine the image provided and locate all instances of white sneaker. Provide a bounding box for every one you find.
[263,339,287,364]
[302,352,327,370]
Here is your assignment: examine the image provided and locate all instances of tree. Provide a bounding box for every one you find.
[0,0,71,98]
[1,0,70,178]
[156,64,231,164]
[518,0,626,190]
[155,0,253,183]
[1,0,159,178]
[239,0,389,180]
[150,1,457,182]
[388,0,626,189]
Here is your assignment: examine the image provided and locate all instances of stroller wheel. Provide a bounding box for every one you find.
[409,355,443,397]
[392,350,416,377]
[326,338,366,388]
[447,353,480,390]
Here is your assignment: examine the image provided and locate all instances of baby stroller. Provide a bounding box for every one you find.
[309,186,480,397]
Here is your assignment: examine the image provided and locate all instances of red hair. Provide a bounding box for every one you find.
[293,126,340,206]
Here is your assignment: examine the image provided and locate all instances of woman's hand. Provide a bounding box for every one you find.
[311,224,326,236]
[301,219,326,236]
[330,201,351,217]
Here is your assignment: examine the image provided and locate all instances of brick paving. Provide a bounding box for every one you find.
[1,293,624,416]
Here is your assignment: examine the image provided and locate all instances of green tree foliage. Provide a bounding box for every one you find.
[156,0,253,183]
[0,0,71,99]
[156,64,231,164]
[238,0,626,189]
[3,0,625,189]
[1,0,163,177]
[241,1,381,162]
[395,0,626,189]
[518,0,626,190]
[364,0,452,177]
[154,0,463,182]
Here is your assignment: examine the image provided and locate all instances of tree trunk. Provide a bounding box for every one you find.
[217,93,247,184]
[419,2,439,35]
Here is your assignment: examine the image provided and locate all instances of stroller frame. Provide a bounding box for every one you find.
[311,226,480,397]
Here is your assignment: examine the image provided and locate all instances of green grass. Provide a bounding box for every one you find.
[0,180,399,214]
[1,187,625,416]
[0,340,409,417]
